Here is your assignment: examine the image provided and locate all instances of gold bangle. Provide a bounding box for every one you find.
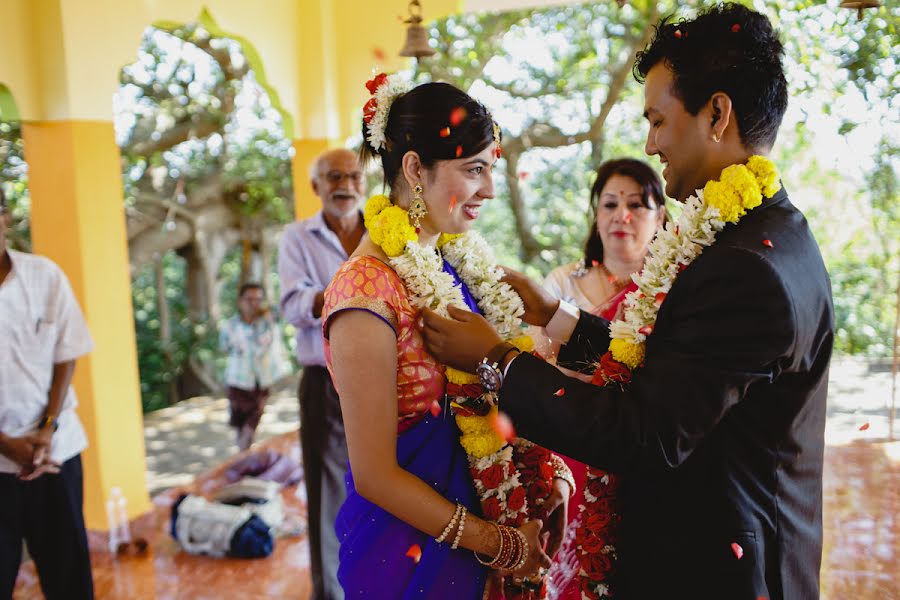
[550,454,576,499]
[474,522,504,566]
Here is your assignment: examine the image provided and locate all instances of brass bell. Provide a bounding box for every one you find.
[399,0,436,59]
[840,0,881,20]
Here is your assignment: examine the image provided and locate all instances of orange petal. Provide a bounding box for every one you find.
[372,47,387,62]
[730,542,743,560]
[449,107,468,126]
[607,274,618,284]
[554,388,565,397]
[654,292,667,305]
[456,145,463,158]
[638,326,653,335]
[591,260,600,267]
[493,411,516,442]
[449,196,457,212]
[762,239,774,248]
[430,402,442,418]
[859,422,870,431]
[406,543,422,564]
[439,127,451,138]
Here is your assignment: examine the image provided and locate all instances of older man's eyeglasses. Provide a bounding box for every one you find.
[321,171,363,185]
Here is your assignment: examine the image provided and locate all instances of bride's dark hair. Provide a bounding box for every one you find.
[360,82,498,188]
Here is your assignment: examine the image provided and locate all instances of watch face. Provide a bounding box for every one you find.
[476,362,500,391]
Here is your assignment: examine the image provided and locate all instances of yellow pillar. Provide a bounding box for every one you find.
[292,139,330,220]
[23,120,151,529]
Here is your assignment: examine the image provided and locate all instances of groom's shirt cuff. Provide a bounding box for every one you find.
[544,300,580,343]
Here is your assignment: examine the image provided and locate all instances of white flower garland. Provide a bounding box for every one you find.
[389,232,525,339]
[610,191,725,345]
[365,73,413,152]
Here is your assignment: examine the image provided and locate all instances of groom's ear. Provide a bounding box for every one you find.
[400,151,423,190]
[705,92,734,144]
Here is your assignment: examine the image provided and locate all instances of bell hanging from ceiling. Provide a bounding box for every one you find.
[399,0,436,59]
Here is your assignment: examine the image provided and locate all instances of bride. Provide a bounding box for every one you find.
[322,74,573,599]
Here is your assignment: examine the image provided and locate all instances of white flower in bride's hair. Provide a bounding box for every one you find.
[363,73,413,152]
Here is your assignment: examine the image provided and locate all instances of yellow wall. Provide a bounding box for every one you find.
[23,120,151,528]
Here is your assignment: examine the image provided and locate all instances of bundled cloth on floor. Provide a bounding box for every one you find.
[170,478,283,558]
[224,448,303,486]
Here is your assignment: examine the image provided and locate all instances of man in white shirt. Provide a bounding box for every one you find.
[0,189,95,599]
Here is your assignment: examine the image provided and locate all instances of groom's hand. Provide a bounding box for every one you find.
[500,268,559,327]
[421,305,502,372]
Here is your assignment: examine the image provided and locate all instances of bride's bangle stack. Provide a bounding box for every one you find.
[436,503,468,548]
[474,522,528,571]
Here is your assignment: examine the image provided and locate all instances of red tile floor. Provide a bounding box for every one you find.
[13,433,311,600]
[13,436,899,599]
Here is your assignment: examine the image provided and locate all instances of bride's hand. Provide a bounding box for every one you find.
[510,519,552,579]
[500,268,559,327]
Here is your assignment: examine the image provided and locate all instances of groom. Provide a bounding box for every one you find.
[423,4,834,599]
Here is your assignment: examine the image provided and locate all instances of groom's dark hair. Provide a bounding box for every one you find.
[634,3,788,151]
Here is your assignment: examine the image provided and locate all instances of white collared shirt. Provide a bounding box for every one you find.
[0,250,94,473]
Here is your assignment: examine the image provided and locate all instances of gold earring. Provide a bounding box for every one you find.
[408,184,428,229]
[712,133,721,143]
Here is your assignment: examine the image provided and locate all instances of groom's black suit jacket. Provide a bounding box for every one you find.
[501,189,834,600]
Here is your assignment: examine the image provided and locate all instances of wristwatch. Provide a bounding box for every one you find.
[475,342,519,392]
[39,415,59,432]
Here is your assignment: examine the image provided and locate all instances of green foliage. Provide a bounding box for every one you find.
[0,121,30,251]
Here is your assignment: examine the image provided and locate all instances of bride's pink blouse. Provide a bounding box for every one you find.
[322,255,446,431]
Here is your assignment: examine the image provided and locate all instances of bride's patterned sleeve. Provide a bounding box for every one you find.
[322,256,402,339]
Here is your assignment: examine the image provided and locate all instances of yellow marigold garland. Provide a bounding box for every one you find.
[364,195,531,460]
[609,337,645,370]
[602,156,780,382]
[457,406,507,458]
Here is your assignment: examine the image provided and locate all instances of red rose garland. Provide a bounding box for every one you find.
[575,470,621,598]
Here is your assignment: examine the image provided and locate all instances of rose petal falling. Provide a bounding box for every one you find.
[456,145,463,158]
[406,543,422,564]
[554,388,566,397]
[518,171,529,180]
[430,402,442,418]
[607,274,618,284]
[730,542,744,560]
[372,47,387,62]
[449,195,457,213]
[449,107,468,126]
[638,325,654,335]
[591,260,600,267]
[859,422,870,431]
[439,127,451,138]
[623,213,633,224]
[493,411,516,442]
[674,29,683,39]
[763,239,774,248]
[732,24,741,33]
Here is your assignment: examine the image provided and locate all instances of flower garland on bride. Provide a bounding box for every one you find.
[364,194,562,598]
[574,155,781,600]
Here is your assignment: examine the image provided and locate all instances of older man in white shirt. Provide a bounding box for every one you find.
[0,190,95,599]
[278,148,365,600]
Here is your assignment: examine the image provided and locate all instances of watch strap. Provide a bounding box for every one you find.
[39,415,59,432]
[485,342,517,367]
